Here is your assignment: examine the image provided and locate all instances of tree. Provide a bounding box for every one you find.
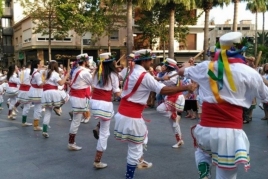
[18,0,69,61]
[196,0,230,60]
[135,3,199,58]
[261,0,268,45]
[101,0,127,52]
[246,0,266,57]
[57,0,104,54]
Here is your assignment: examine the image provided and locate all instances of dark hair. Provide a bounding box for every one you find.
[26,61,32,68]
[7,65,16,81]
[166,66,175,72]
[30,60,40,75]
[94,60,118,86]
[46,61,59,80]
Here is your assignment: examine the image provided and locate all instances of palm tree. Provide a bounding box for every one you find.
[261,0,268,45]
[157,0,195,59]
[196,0,230,60]
[246,0,266,57]
[232,0,241,32]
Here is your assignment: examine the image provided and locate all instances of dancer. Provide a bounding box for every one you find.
[41,61,69,138]
[178,32,268,179]
[28,59,44,131]
[68,53,92,151]
[6,65,20,120]
[17,61,33,126]
[156,58,185,148]
[90,52,120,169]
[114,49,195,179]
[0,79,5,110]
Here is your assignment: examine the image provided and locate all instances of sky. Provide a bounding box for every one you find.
[210,2,268,30]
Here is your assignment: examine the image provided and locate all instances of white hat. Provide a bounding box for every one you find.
[164,58,177,68]
[134,49,155,61]
[220,32,242,49]
[77,53,89,60]
[99,52,114,62]
[209,46,217,53]
[128,53,135,59]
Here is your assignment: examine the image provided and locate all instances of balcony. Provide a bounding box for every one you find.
[2,27,13,35]
[2,46,14,54]
[2,7,13,17]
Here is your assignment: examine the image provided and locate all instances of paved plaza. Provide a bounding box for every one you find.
[0,100,268,179]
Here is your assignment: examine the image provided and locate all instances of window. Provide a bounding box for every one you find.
[110,30,119,40]
[15,37,18,45]
[3,36,12,45]
[242,27,250,30]
[237,27,241,30]
[185,34,196,50]
[1,18,11,27]
[83,39,91,45]
[223,27,231,30]
[218,27,221,30]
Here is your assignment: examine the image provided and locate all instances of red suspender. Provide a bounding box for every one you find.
[70,69,83,87]
[123,72,147,99]
[30,71,39,85]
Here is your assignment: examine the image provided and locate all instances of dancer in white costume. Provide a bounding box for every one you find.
[28,60,44,131]
[114,49,195,179]
[41,61,70,138]
[90,53,120,169]
[178,32,268,179]
[156,58,185,148]
[68,53,92,151]
[17,61,33,126]
[0,79,4,110]
[6,65,20,120]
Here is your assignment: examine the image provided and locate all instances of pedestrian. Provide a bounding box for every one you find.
[179,32,268,179]
[28,59,44,131]
[156,58,185,148]
[6,65,20,120]
[41,60,70,138]
[17,61,32,126]
[90,52,121,169]
[114,49,195,179]
[68,53,92,151]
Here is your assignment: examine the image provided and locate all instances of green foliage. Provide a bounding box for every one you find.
[0,0,3,17]
[257,31,268,45]
[135,2,200,49]
[246,0,267,13]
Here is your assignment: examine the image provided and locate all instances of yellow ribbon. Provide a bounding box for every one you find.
[221,50,237,92]
[209,61,224,103]
[20,70,24,82]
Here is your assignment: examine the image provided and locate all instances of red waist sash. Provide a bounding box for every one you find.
[200,102,242,129]
[70,88,90,98]
[91,88,112,102]
[8,82,17,87]
[31,84,43,89]
[118,98,145,118]
[167,92,182,103]
[19,84,31,91]
[43,84,58,91]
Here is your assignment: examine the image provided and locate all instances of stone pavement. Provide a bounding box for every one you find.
[0,100,268,179]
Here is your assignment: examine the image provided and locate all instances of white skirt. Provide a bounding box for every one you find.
[114,112,147,144]
[41,90,69,108]
[194,124,250,170]
[70,96,89,113]
[17,90,31,104]
[5,87,18,97]
[90,99,114,120]
[28,87,43,103]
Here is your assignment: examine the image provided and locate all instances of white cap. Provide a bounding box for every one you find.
[135,49,151,56]
[209,46,217,53]
[166,58,177,66]
[128,53,135,59]
[77,53,89,60]
[99,52,111,61]
[220,32,242,49]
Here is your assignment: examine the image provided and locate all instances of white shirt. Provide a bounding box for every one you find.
[45,71,61,86]
[31,69,43,86]
[162,70,178,86]
[9,73,20,85]
[71,66,92,89]
[121,65,165,105]
[92,72,120,93]
[184,61,268,108]
[19,68,31,85]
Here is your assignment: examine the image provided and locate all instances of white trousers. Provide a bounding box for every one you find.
[157,103,181,135]
[195,148,238,179]
[96,120,111,151]
[127,134,148,165]
[22,103,30,116]
[69,113,82,134]
[33,103,42,120]
[43,107,52,126]
[9,96,16,110]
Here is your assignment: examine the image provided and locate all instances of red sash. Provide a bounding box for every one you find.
[200,102,242,129]
[31,71,43,89]
[19,84,31,91]
[8,82,17,87]
[166,92,182,104]
[91,88,112,102]
[70,88,90,98]
[118,72,147,118]
[43,84,58,91]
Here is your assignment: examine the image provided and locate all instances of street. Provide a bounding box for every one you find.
[0,100,267,179]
